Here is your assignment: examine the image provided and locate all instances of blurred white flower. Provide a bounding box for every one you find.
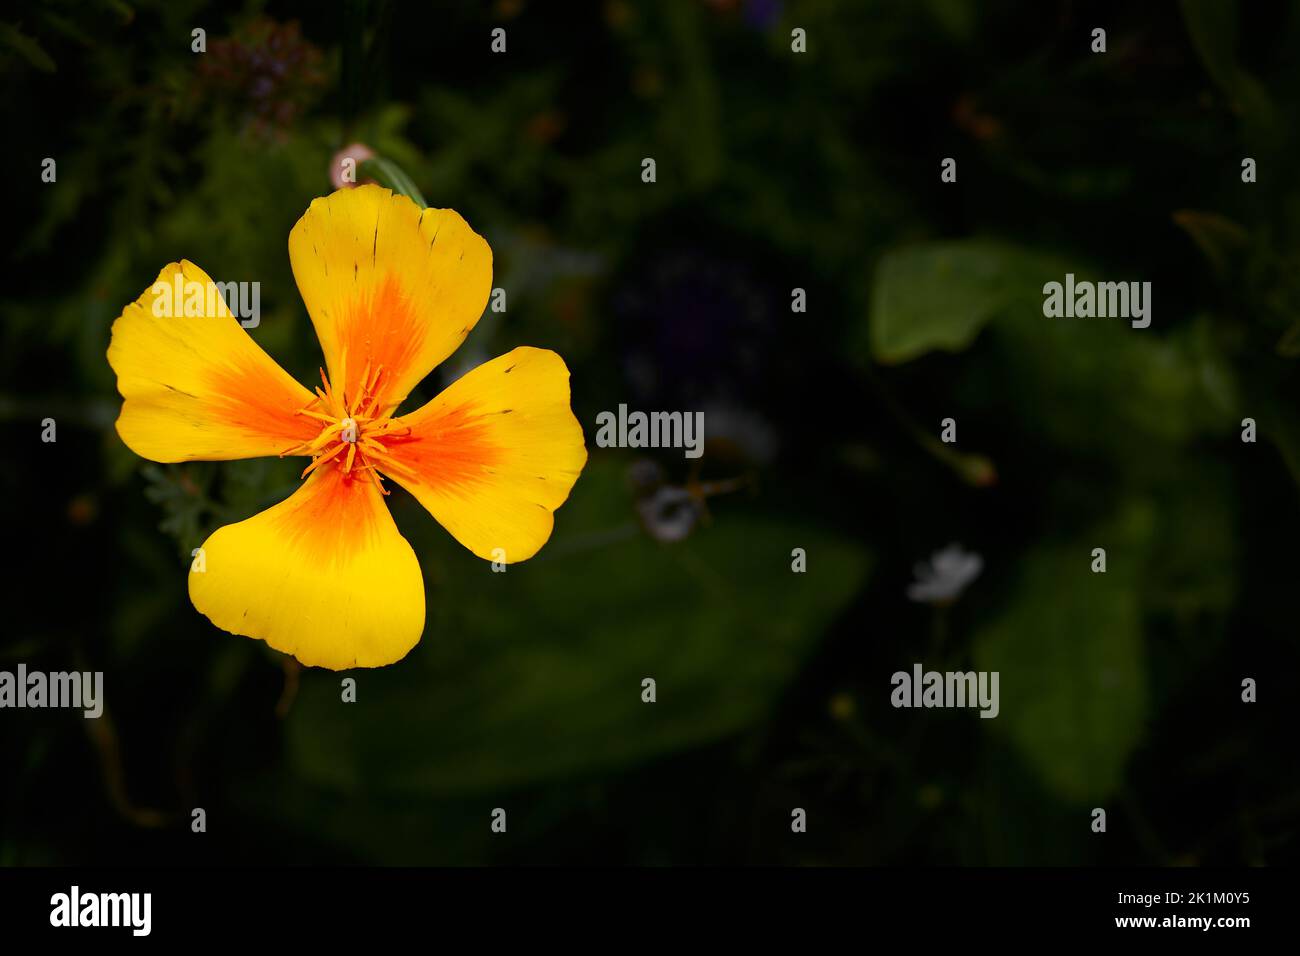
[636,486,702,543]
[907,543,983,603]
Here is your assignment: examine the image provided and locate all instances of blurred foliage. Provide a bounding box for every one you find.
[868,241,1027,363]
[973,500,1151,802]
[3,0,1299,866]
[285,458,869,798]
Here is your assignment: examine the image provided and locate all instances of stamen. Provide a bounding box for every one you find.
[362,446,419,482]
[336,346,349,409]
[356,364,386,418]
[293,359,410,488]
[354,464,391,495]
[301,442,346,478]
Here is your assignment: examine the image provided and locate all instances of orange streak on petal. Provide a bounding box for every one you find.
[266,465,383,567]
[337,274,427,414]
[385,402,503,493]
[204,355,319,449]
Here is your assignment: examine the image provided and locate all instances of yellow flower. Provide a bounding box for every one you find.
[107,185,587,669]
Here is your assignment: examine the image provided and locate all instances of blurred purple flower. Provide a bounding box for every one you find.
[744,0,783,30]
[196,17,326,140]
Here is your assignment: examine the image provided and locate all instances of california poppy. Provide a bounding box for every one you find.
[108,185,587,669]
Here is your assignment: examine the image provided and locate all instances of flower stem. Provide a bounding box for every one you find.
[359,156,428,208]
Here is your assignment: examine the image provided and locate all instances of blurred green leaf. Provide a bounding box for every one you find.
[973,501,1153,803]
[1180,0,1275,135]
[876,236,1245,455]
[866,241,1240,454]
[1145,460,1237,617]
[981,306,1239,456]
[0,22,56,72]
[1179,0,1240,91]
[923,0,976,43]
[867,240,1034,364]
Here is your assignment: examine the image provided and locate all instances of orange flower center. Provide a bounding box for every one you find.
[278,354,415,493]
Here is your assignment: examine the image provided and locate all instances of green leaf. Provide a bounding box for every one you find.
[1179,0,1275,134]
[972,503,1152,803]
[0,22,56,73]
[1179,0,1240,91]
[867,240,1034,364]
[980,308,1239,456]
[1144,460,1238,618]
[284,461,871,796]
[866,238,1238,452]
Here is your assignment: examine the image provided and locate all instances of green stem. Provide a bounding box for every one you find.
[360,156,427,208]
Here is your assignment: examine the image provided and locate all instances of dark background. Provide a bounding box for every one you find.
[2,0,1298,865]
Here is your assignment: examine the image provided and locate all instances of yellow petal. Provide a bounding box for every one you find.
[108,261,320,462]
[288,184,492,415]
[188,464,426,669]
[384,346,587,562]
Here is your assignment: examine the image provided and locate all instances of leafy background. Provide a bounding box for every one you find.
[2,0,1298,864]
